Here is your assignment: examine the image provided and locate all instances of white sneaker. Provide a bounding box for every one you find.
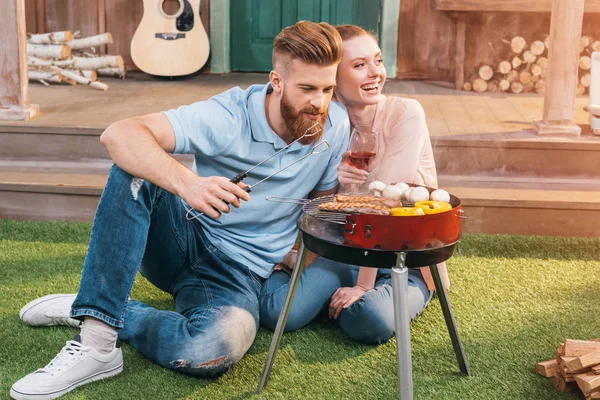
[20,294,81,329]
[10,335,123,400]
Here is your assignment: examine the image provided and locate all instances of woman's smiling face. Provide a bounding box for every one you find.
[335,34,387,107]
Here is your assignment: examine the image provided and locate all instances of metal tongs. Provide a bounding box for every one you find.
[185,123,329,220]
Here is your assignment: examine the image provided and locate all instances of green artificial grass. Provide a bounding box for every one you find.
[1,219,600,399]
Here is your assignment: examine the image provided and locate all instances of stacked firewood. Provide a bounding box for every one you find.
[27,30,126,91]
[537,339,600,398]
[464,34,595,95]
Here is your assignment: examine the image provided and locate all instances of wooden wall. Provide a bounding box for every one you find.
[396,0,600,82]
[24,0,210,71]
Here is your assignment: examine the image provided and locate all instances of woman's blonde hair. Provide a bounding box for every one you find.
[272,21,342,75]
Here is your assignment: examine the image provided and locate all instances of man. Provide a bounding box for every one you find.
[10,21,349,400]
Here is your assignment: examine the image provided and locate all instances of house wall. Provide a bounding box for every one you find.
[396,0,600,82]
[24,0,210,71]
[23,0,600,78]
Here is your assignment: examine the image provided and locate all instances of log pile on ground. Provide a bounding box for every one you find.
[463,34,594,95]
[26,30,126,91]
[537,339,600,399]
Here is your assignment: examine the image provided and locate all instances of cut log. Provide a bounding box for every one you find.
[498,60,512,74]
[498,79,510,92]
[577,84,586,96]
[512,56,523,69]
[581,35,593,53]
[487,80,498,92]
[544,35,550,51]
[523,50,537,64]
[531,74,541,83]
[566,350,600,372]
[524,81,535,93]
[592,41,600,52]
[587,392,600,399]
[478,65,494,81]
[552,374,577,392]
[530,40,545,56]
[28,31,73,44]
[510,36,527,54]
[26,44,71,60]
[506,70,519,83]
[536,57,549,70]
[67,33,113,50]
[575,372,600,395]
[511,81,524,94]
[463,82,472,91]
[519,70,532,84]
[536,359,559,377]
[28,56,75,68]
[73,56,123,70]
[531,64,543,76]
[558,343,566,357]
[50,66,109,90]
[28,70,62,83]
[580,56,592,70]
[472,78,488,93]
[81,70,97,81]
[563,340,600,357]
[581,73,591,88]
[97,66,126,78]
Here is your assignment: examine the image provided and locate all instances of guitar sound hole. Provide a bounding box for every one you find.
[161,0,181,16]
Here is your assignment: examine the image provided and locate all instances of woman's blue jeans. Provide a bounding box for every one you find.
[70,165,263,377]
[259,258,432,345]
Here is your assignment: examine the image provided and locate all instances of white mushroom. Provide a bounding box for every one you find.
[382,185,404,200]
[368,181,387,197]
[408,186,430,203]
[401,187,413,201]
[430,189,451,203]
[394,182,410,194]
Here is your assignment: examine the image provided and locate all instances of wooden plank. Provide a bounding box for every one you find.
[454,13,466,90]
[434,95,477,134]
[435,0,600,13]
[24,0,37,33]
[0,0,39,120]
[105,0,143,71]
[44,0,98,38]
[396,0,454,82]
[97,0,106,54]
[35,0,44,32]
[535,0,584,136]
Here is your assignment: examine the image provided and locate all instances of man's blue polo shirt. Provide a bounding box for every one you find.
[164,84,349,278]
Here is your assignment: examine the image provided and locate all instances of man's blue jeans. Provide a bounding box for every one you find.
[259,258,432,345]
[70,165,263,377]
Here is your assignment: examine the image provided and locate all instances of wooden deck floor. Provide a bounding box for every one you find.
[2,73,595,138]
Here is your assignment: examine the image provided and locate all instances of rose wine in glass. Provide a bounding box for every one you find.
[346,125,378,193]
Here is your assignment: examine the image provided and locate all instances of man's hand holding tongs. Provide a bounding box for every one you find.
[182,176,250,219]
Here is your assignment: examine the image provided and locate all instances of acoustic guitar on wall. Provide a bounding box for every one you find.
[131,0,210,77]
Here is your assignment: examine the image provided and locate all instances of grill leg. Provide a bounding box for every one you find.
[391,252,413,400]
[430,264,470,375]
[257,242,308,393]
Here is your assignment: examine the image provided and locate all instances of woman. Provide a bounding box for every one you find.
[259,24,450,344]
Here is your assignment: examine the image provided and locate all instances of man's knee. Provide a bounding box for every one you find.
[172,306,258,378]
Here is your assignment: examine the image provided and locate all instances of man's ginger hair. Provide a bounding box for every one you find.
[272,21,342,76]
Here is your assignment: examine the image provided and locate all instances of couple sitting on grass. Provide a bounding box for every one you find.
[10,21,447,399]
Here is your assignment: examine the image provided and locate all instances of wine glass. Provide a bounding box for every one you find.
[346,125,378,193]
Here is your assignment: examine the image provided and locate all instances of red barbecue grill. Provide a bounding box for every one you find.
[257,189,470,400]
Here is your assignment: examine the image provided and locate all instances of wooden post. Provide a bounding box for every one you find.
[453,12,467,91]
[533,0,584,136]
[0,0,39,120]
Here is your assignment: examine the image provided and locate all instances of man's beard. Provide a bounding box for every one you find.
[280,92,327,145]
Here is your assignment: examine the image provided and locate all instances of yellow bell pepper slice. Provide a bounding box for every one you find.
[415,200,452,214]
[390,207,426,216]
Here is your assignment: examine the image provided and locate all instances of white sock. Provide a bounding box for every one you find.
[80,317,118,354]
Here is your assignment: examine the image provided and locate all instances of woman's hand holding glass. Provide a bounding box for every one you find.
[338,125,378,193]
